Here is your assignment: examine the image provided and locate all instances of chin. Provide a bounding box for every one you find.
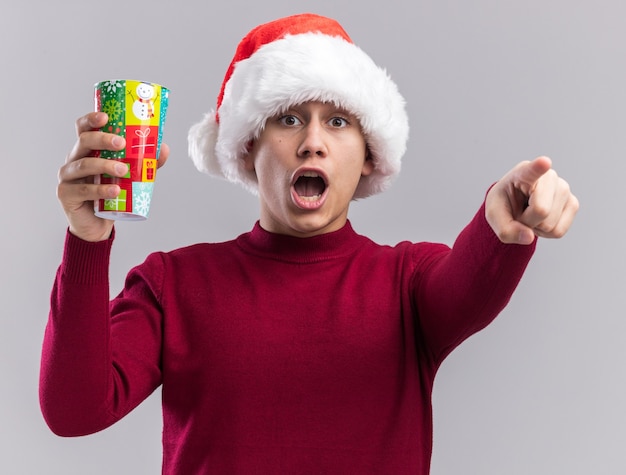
[284,213,345,238]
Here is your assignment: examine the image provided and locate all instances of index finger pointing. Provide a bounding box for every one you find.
[514,156,553,194]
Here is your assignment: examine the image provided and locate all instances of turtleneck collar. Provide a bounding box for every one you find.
[236,220,366,264]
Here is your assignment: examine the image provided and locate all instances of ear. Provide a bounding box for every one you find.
[361,149,374,177]
[242,140,256,171]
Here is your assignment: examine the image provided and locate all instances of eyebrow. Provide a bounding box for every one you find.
[282,103,355,118]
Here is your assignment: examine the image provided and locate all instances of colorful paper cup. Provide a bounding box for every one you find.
[93,79,169,220]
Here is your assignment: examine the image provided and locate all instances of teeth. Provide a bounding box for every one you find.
[301,171,320,178]
[299,194,322,202]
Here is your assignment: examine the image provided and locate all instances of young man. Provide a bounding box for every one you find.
[41,13,578,474]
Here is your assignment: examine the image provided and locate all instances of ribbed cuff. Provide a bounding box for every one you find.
[465,200,537,264]
[59,228,115,285]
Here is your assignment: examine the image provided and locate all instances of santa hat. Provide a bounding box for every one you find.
[188,13,409,199]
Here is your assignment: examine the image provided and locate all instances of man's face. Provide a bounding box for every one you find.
[244,101,372,237]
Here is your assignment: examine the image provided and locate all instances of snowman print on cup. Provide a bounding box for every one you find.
[132,82,156,120]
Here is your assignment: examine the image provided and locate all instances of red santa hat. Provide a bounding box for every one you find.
[188,13,409,198]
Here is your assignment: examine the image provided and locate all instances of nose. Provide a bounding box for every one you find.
[297,122,328,158]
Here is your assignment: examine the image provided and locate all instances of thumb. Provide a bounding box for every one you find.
[496,217,537,245]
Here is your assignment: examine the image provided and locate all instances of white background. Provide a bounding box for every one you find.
[1,0,623,473]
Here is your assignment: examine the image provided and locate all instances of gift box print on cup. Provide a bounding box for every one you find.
[94,79,169,220]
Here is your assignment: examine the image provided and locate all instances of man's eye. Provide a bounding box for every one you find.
[280,115,301,126]
[329,117,348,127]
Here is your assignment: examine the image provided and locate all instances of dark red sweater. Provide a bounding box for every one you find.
[40,204,535,474]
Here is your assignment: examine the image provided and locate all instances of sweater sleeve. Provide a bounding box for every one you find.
[413,201,536,365]
[39,230,163,436]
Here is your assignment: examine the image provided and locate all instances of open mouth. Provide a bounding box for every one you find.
[293,171,327,201]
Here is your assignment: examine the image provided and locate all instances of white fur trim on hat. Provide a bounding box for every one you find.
[188,28,409,198]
